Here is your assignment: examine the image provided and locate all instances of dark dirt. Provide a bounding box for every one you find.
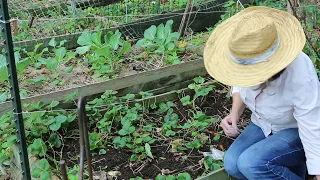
[55,85,251,179]
[47,84,317,180]
[90,145,211,179]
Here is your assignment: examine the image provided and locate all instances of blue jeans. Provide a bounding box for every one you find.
[224,122,306,180]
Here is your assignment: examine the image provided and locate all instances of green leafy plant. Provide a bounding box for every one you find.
[0,49,31,83]
[203,156,223,171]
[76,29,131,79]
[31,158,51,180]
[135,20,182,64]
[180,76,214,108]
[28,138,47,157]
[155,173,192,180]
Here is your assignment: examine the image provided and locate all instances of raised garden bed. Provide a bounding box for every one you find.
[0,18,209,114]
[1,74,251,179]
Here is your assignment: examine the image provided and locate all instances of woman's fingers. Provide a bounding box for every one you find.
[220,117,240,137]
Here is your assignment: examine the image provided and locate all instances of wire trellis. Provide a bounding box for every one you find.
[4,0,222,44]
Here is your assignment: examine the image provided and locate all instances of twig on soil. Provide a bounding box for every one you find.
[91,158,107,165]
[133,160,149,174]
[174,105,187,122]
[175,164,202,175]
[152,164,162,172]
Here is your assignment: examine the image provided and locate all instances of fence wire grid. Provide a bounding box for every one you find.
[5,0,220,43]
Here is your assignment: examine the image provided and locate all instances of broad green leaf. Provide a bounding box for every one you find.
[34,43,43,53]
[130,154,138,161]
[46,57,58,70]
[6,135,17,147]
[135,39,146,47]
[194,77,205,84]
[214,134,220,141]
[49,116,67,131]
[96,47,111,58]
[144,25,157,40]
[166,42,175,51]
[196,87,213,97]
[155,175,166,180]
[76,46,91,55]
[128,126,135,134]
[28,76,46,86]
[48,133,61,148]
[177,173,192,180]
[109,31,121,50]
[66,51,76,60]
[99,65,113,74]
[99,149,107,155]
[170,32,180,41]
[223,0,235,7]
[39,159,50,170]
[77,30,92,46]
[155,46,165,54]
[49,38,57,47]
[31,168,42,178]
[119,129,127,136]
[104,31,114,43]
[119,41,131,56]
[91,31,102,47]
[40,171,50,180]
[156,23,165,42]
[55,47,67,61]
[14,51,21,62]
[28,138,47,157]
[56,115,67,124]
[165,20,173,37]
[49,101,59,108]
[180,95,191,106]
[64,66,73,73]
[145,143,153,159]
[0,54,8,82]
[135,138,143,144]
[167,175,176,180]
[59,40,67,47]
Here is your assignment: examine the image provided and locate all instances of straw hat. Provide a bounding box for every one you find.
[203,6,306,87]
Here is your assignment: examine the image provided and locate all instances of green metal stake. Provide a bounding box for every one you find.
[0,0,31,179]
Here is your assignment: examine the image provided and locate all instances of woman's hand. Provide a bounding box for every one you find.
[221,114,241,137]
[220,92,245,137]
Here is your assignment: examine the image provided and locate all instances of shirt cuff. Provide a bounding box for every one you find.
[230,86,240,96]
[306,158,320,175]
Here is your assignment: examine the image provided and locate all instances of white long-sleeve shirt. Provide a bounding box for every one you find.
[231,52,320,175]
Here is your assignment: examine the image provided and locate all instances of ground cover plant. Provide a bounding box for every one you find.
[0,76,251,179]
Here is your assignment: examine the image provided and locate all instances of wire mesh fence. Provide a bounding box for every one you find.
[6,0,214,44]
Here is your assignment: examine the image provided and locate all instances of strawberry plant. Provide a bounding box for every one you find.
[31,158,51,180]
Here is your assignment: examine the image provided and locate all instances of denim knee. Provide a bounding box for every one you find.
[237,151,254,175]
[224,149,242,178]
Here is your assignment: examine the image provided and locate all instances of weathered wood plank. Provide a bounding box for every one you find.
[0,59,206,115]
[2,0,226,52]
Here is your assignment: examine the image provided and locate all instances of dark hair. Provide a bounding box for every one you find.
[253,68,286,91]
[269,68,286,81]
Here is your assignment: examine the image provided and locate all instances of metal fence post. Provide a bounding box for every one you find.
[0,0,31,179]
